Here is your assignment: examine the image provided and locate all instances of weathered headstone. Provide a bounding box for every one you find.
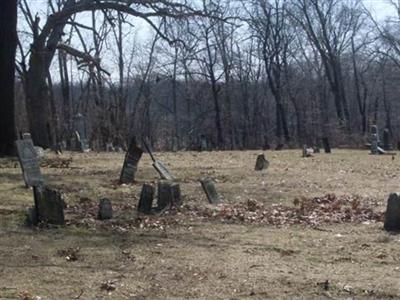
[106,143,115,152]
[384,193,400,232]
[157,181,174,211]
[322,137,331,153]
[170,183,182,206]
[137,184,155,214]
[153,160,175,181]
[383,128,391,151]
[370,125,379,155]
[32,186,65,225]
[200,135,208,151]
[143,138,175,180]
[200,178,220,205]
[119,138,143,184]
[73,114,89,152]
[98,198,113,220]
[15,139,44,187]
[255,154,269,171]
[302,145,313,158]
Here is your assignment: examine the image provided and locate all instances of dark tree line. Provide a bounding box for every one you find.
[3,0,400,153]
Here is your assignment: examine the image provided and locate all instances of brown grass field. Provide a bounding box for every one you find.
[0,149,400,299]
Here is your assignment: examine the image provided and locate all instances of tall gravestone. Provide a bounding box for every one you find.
[119,138,143,184]
[73,114,89,152]
[383,128,391,151]
[322,137,331,153]
[15,138,44,187]
[137,184,155,214]
[370,125,379,155]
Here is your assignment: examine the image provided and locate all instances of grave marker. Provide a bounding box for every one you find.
[255,154,269,171]
[119,138,143,184]
[73,114,90,152]
[384,193,400,232]
[200,178,220,205]
[143,139,175,180]
[383,128,391,151]
[15,139,44,187]
[137,184,155,214]
[32,186,65,225]
[370,125,379,155]
[98,198,113,220]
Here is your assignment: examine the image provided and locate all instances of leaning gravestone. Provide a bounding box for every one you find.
[137,184,155,214]
[32,186,65,225]
[200,178,220,205]
[143,139,175,180]
[15,139,44,187]
[73,113,89,152]
[98,198,113,220]
[384,193,400,232]
[119,138,143,184]
[255,154,269,171]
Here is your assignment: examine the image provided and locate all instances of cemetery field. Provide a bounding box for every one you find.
[0,149,400,299]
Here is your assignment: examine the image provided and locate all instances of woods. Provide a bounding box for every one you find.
[2,0,400,151]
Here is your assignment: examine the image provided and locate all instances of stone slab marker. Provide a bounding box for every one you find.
[15,139,44,187]
[137,184,155,214]
[171,183,182,206]
[119,138,143,184]
[384,193,400,232]
[33,186,65,225]
[322,137,331,153]
[383,128,391,151]
[200,178,220,205]
[255,154,269,171]
[98,198,113,220]
[157,181,173,210]
[143,138,175,180]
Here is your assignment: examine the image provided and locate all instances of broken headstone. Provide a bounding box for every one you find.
[255,154,269,171]
[384,193,400,232]
[15,138,44,187]
[98,198,113,220]
[32,186,65,225]
[119,137,143,184]
[200,178,220,205]
[137,184,155,214]
[143,139,175,180]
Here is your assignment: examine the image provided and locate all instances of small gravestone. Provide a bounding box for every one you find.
[157,181,173,211]
[15,139,44,187]
[200,135,208,151]
[171,183,182,206]
[32,186,65,225]
[302,145,313,158]
[106,143,115,152]
[383,128,391,151]
[384,193,400,232]
[98,198,113,220]
[119,138,143,184]
[200,178,220,205]
[322,137,331,153]
[255,154,269,171]
[137,184,155,214]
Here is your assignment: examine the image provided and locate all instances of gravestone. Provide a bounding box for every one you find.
[322,137,331,153]
[200,135,208,151]
[73,114,89,152]
[15,139,44,187]
[302,145,313,158]
[32,186,65,225]
[157,181,174,211]
[119,138,143,184]
[255,154,269,171]
[98,198,113,220]
[106,143,115,152]
[171,183,182,206]
[200,178,220,205]
[370,125,379,155]
[384,193,400,232]
[153,160,175,181]
[383,128,391,151]
[137,184,155,214]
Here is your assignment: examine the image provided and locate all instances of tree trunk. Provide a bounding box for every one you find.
[0,0,17,156]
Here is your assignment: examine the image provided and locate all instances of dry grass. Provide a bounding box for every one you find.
[0,149,399,299]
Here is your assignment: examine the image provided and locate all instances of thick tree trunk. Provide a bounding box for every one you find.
[0,0,17,156]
